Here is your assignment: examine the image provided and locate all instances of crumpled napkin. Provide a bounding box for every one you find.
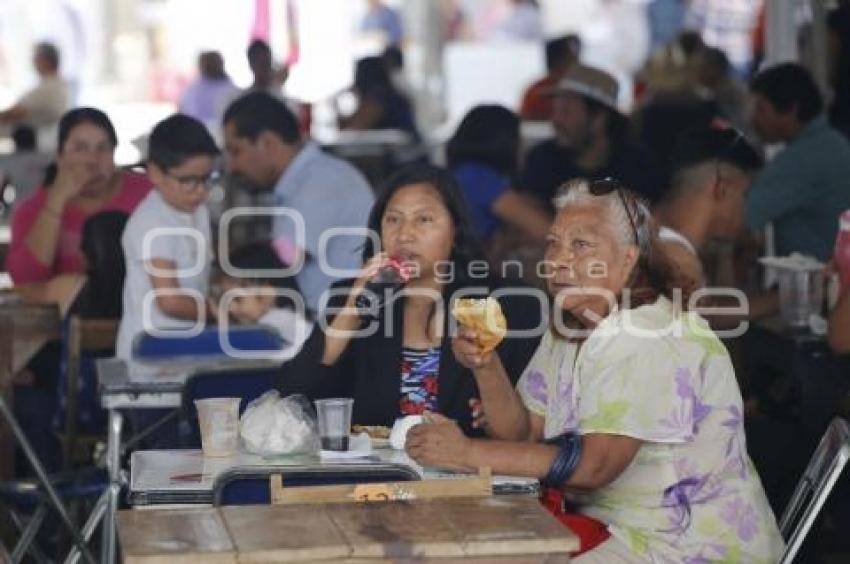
[240,392,318,456]
[759,253,824,272]
[390,415,424,451]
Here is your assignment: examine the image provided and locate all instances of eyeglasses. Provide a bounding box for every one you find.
[166,170,221,192]
[588,177,639,248]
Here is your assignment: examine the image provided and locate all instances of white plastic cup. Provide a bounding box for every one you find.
[315,398,354,451]
[777,270,823,328]
[195,397,240,457]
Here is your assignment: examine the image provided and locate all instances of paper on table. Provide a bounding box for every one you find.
[125,357,247,383]
[130,449,318,493]
[131,450,218,492]
[125,359,200,383]
[759,253,824,272]
[378,449,539,490]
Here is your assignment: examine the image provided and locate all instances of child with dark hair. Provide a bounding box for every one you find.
[11,125,37,151]
[14,210,129,317]
[211,241,313,358]
[117,113,220,358]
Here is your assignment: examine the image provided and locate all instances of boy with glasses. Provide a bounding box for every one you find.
[117,114,220,358]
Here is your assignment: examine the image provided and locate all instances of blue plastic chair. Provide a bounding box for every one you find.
[132,325,284,360]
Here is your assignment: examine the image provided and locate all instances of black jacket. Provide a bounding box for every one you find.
[278,279,543,436]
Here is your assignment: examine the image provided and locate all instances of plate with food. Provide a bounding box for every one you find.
[351,424,392,448]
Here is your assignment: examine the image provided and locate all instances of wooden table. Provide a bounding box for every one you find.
[117,497,578,563]
[0,297,61,478]
[0,298,60,384]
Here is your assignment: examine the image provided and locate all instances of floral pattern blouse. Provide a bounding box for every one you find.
[399,347,440,415]
[517,297,784,563]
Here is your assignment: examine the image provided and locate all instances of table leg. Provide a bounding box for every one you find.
[0,311,14,480]
[101,409,123,564]
[64,490,108,564]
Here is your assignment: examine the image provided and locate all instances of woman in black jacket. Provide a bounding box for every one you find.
[278,163,543,435]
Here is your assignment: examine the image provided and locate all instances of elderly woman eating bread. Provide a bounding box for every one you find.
[406,178,783,562]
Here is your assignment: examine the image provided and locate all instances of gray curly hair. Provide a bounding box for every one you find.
[552,178,653,262]
[552,178,694,309]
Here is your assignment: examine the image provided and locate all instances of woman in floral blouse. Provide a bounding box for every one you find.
[407,178,783,562]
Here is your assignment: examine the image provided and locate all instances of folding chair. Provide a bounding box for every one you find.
[212,464,421,506]
[60,316,119,468]
[778,417,850,564]
[0,396,99,564]
[132,325,284,360]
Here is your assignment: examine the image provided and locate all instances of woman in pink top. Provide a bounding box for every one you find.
[6,107,152,283]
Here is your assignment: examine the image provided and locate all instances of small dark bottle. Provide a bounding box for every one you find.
[355,263,407,317]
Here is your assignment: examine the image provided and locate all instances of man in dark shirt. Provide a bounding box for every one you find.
[520,63,663,209]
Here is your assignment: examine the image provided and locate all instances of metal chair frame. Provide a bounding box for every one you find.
[778,417,850,564]
[0,396,98,564]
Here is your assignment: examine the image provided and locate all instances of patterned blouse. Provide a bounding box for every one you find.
[517,297,784,563]
[400,347,440,415]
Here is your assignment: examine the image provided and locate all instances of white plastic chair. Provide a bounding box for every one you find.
[778,417,850,563]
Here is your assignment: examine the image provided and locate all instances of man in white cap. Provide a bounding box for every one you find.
[520,63,663,210]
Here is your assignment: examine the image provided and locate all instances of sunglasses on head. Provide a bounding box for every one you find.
[588,177,639,248]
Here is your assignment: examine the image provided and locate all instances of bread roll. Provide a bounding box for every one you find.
[451,297,507,353]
